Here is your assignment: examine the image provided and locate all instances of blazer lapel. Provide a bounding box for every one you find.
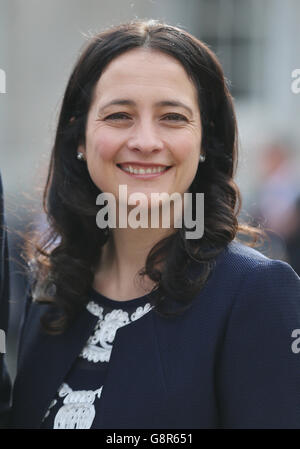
[10,302,98,428]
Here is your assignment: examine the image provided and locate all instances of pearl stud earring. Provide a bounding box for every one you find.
[77,152,85,161]
[199,154,206,163]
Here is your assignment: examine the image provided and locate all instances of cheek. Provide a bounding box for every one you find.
[171,135,200,162]
[87,131,121,162]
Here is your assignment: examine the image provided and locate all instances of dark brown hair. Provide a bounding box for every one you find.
[24,19,265,334]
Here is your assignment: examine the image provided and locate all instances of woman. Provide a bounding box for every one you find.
[7,20,300,429]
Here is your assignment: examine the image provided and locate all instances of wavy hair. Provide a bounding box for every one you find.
[24,20,265,334]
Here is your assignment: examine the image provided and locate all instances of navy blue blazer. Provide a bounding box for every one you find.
[5,240,300,429]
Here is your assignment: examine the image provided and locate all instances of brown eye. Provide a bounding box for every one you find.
[162,113,188,121]
[105,113,131,120]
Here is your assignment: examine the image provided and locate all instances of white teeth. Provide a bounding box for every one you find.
[120,165,168,174]
[121,166,131,172]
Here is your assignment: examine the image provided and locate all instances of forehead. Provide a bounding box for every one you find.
[92,48,198,103]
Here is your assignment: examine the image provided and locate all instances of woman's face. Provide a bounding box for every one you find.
[79,48,202,208]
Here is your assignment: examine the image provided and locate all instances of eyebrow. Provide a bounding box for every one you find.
[97,99,194,116]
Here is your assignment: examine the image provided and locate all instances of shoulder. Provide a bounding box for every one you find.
[190,239,300,317]
[214,240,300,335]
[213,238,299,288]
[220,238,288,270]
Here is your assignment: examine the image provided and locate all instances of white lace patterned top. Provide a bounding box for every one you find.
[41,288,155,429]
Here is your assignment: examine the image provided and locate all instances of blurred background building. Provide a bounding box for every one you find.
[1,0,300,378]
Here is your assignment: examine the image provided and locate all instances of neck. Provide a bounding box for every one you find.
[104,225,174,273]
[94,226,175,298]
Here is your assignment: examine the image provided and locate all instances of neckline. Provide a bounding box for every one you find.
[88,286,160,308]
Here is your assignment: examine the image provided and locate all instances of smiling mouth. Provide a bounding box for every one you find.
[116,164,172,176]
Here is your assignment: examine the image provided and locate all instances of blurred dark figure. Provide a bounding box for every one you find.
[0,174,11,426]
[251,140,300,271]
[285,197,300,276]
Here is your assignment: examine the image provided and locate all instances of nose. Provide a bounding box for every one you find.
[126,119,164,154]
